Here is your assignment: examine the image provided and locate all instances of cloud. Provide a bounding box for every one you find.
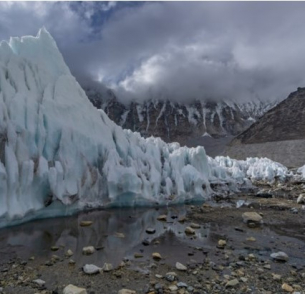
[1,2,305,104]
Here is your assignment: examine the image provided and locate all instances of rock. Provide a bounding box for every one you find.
[102,263,113,272]
[248,253,256,261]
[134,253,143,258]
[155,274,163,279]
[165,272,177,282]
[272,273,282,281]
[177,282,188,288]
[225,279,239,288]
[178,216,186,223]
[83,264,101,275]
[142,239,150,246]
[115,232,125,238]
[152,252,162,260]
[51,246,59,251]
[33,279,45,287]
[146,228,156,234]
[256,190,273,198]
[264,264,271,269]
[282,283,294,292]
[69,259,76,265]
[82,246,95,255]
[51,254,60,261]
[79,221,93,227]
[176,262,187,271]
[66,249,73,257]
[118,290,136,294]
[297,194,305,204]
[63,284,87,294]
[270,251,289,262]
[246,237,256,242]
[242,212,263,225]
[240,277,248,283]
[157,215,167,221]
[187,286,194,292]
[185,227,195,235]
[168,285,178,291]
[217,239,226,249]
[190,223,200,229]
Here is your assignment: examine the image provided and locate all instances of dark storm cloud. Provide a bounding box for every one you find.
[1,2,305,104]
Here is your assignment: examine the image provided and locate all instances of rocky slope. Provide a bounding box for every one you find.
[85,87,277,156]
[225,87,305,167]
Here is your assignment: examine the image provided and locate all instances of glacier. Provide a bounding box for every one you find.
[0,29,292,227]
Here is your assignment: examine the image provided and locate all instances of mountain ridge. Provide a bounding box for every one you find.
[84,85,277,155]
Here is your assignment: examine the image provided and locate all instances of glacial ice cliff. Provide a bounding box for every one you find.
[0,29,291,227]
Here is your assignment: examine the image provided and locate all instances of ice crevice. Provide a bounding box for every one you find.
[0,28,294,227]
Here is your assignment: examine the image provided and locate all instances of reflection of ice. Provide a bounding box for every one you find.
[0,207,213,266]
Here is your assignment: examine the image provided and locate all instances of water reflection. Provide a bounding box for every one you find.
[0,206,214,267]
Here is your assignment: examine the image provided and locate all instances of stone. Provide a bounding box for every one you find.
[83,264,101,275]
[168,285,178,291]
[190,223,200,229]
[297,194,305,204]
[272,273,282,281]
[217,239,226,248]
[240,277,248,283]
[152,252,162,260]
[177,282,188,288]
[185,227,195,235]
[270,251,289,262]
[33,279,45,287]
[157,215,167,221]
[242,212,263,224]
[69,259,76,265]
[142,239,150,246]
[82,246,95,255]
[134,253,143,258]
[263,264,271,269]
[176,262,187,271]
[63,284,87,294]
[146,228,156,234]
[51,246,59,251]
[246,237,256,242]
[165,272,177,282]
[51,254,60,261]
[225,279,239,288]
[66,249,73,257]
[80,221,93,227]
[256,190,273,198]
[178,216,186,223]
[282,283,294,292]
[115,232,125,238]
[118,290,136,294]
[102,263,113,272]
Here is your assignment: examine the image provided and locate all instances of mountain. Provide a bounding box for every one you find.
[224,87,305,167]
[85,86,277,156]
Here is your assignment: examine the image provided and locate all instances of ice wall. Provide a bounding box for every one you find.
[0,29,213,227]
[0,29,292,227]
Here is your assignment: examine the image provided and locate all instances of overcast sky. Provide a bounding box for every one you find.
[1,1,305,104]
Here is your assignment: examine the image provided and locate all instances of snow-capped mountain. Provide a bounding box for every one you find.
[85,87,277,147]
[0,29,289,227]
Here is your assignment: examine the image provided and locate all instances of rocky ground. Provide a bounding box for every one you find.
[1,180,305,294]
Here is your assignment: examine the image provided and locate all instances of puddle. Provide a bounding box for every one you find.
[0,205,305,273]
